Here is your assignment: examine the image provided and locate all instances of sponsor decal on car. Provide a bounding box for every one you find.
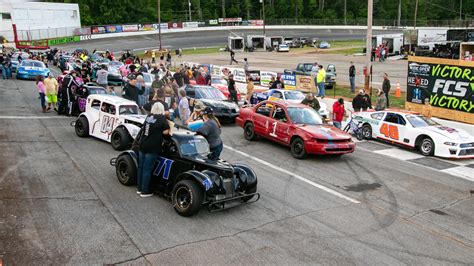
[153,157,174,180]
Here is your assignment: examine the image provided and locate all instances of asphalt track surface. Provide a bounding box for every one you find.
[1,73,474,264]
[54,28,403,53]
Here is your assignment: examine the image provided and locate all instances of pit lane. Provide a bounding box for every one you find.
[0,77,473,264]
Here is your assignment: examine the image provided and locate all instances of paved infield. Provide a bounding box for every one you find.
[0,78,473,264]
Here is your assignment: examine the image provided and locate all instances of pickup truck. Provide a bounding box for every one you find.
[283,63,337,89]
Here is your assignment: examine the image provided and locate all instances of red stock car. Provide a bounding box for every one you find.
[236,101,355,159]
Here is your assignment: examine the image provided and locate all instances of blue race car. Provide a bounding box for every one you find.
[16,60,50,80]
[11,52,30,72]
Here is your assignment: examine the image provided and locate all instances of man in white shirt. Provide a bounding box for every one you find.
[96,64,108,88]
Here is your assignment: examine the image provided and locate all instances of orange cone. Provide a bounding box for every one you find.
[395,83,401,98]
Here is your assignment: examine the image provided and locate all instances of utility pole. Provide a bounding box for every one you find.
[397,0,401,27]
[158,0,162,50]
[260,0,266,35]
[222,0,226,19]
[188,0,192,21]
[364,0,373,93]
[460,0,462,20]
[414,0,418,28]
[344,0,347,25]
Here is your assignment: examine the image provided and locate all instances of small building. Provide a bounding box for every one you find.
[0,1,81,42]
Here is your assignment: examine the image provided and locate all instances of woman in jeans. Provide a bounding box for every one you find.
[136,102,170,197]
[197,107,223,161]
[36,75,47,113]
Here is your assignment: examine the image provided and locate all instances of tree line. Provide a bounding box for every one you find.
[47,0,473,26]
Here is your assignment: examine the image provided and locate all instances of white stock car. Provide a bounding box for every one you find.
[74,95,146,150]
[352,110,474,158]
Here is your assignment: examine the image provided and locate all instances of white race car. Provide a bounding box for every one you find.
[351,110,474,158]
[74,94,146,150]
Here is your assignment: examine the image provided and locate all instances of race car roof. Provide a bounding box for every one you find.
[88,95,138,106]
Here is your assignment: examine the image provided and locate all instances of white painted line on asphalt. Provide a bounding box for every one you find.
[441,166,474,182]
[223,144,361,204]
[373,148,425,161]
[0,116,72,119]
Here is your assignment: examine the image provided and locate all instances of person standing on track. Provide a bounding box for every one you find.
[197,107,223,161]
[59,70,80,116]
[96,64,108,89]
[135,102,170,198]
[382,73,391,108]
[229,49,238,65]
[349,62,356,93]
[228,74,238,105]
[316,65,326,98]
[44,73,59,112]
[36,75,47,113]
[332,98,345,129]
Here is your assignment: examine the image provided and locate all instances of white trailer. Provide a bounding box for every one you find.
[265,36,283,50]
[372,33,403,55]
[228,36,244,52]
[247,35,266,51]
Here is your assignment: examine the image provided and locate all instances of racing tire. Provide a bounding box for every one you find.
[291,137,307,159]
[172,180,203,217]
[244,122,258,141]
[361,124,372,140]
[241,185,257,203]
[75,116,89,137]
[419,137,435,156]
[111,127,131,151]
[116,155,137,186]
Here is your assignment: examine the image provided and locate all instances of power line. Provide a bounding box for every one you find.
[425,2,473,17]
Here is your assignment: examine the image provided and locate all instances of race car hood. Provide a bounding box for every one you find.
[121,114,146,124]
[183,154,234,172]
[200,99,238,109]
[297,124,352,140]
[425,126,474,142]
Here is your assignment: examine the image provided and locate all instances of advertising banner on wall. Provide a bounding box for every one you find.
[281,74,297,90]
[247,70,261,85]
[249,20,264,26]
[218,18,242,23]
[260,71,278,86]
[122,24,139,32]
[209,19,218,25]
[153,23,169,30]
[231,68,247,83]
[139,24,154,31]
[184,22,199,28]
[407,60,474,114]
[91,26,106,34]
[74,27,91,35]
[47,36,80,46]
[296,75,317,93]
[168,22,183,29]
[106,25,122,33]
[211,65,221,77]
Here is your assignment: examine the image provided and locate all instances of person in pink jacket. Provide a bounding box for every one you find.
[36,75,47,113]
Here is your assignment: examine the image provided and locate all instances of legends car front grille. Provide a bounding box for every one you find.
[459,149,474,156]
[460,142,474,148]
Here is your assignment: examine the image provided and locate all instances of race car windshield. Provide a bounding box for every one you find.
[212,78,227,85]
[195,87,227,100]
[288,107,323,125]
[119,105,139,115]
[284,91,305,100]
[406,115,440,128]
[21,61,45,68]
[180,139,210,156]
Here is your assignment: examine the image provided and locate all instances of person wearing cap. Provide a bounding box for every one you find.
[197,107,223,161]
[186,100,204,125]
[123,74,144,105]
[352,89,372,112]
[44,73,59,112]
[375,89,387,111]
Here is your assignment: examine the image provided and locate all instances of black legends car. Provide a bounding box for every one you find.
[110,131,259,216]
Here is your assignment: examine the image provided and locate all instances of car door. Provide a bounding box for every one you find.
[378,112,410,146]
[267,104,291,145]
[89,99,101,136]
[97,101,117,141]
[253,103,273,137]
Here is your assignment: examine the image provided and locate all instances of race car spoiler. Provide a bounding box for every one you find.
[207,192,260,213]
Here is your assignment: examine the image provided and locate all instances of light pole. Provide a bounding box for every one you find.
[158,0,162,50]
[460,0,462,20]
[397,0,401,27]
[188,0,192,22]
[364,0,373,93]
[260,0,265,35]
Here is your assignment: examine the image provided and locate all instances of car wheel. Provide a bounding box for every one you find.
[244,122,258,141]
[291,137,307,159]
[111,127,131,151]
[361,124,372,140]
[75,116,89,137]
[420,137,435,156]
[172,179,203,217]
[241,185,257,203]
[116,155,136,186]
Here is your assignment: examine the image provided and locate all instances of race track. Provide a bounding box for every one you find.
[1,72,473,264]
[54,28,403,53]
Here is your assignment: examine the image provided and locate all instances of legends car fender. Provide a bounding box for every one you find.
[174,170,211,193]
[119,123,141,139]
[233,163,258,189]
